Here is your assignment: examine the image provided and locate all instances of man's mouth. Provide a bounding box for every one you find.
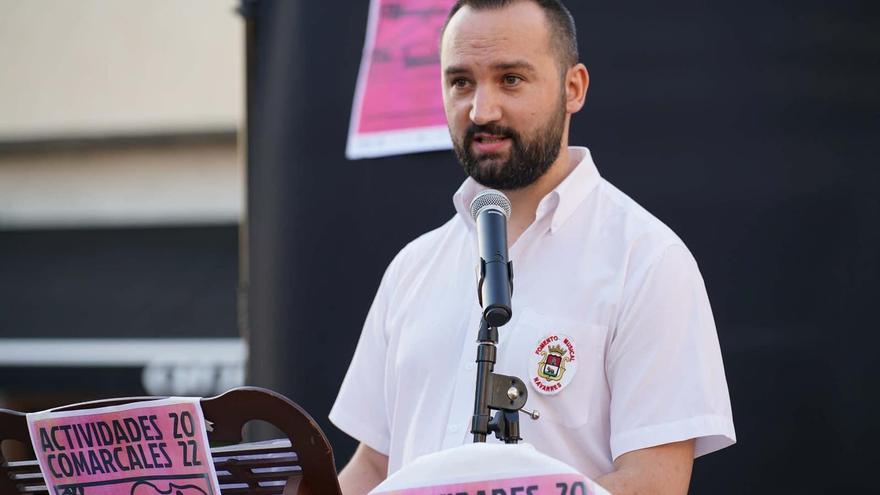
[474,133,508,143]
[471,132,511,153]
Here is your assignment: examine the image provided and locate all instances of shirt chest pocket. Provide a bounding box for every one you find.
[498,308,609,430]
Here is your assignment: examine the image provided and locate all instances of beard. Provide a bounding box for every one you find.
[451,100,566,190]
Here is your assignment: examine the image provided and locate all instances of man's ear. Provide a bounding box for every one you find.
[565,63,589,114]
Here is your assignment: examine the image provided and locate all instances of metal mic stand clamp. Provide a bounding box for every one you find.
[471,319,537,444]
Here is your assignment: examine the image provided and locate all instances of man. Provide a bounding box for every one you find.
[330,1,736,493]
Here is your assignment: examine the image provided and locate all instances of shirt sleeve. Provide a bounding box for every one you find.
[328,256,399,456]
[607,244,736,460]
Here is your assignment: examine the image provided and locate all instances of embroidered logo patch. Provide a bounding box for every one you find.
[530,333,577,395]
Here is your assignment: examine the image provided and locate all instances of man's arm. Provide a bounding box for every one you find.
[596,439,695,495]
[338,443,389,495]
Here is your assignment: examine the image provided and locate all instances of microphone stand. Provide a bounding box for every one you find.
[471,318,529,443]
[470,267,536,444]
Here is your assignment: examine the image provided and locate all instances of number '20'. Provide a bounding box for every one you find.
[169,411,196,438]
[556,482,588,495]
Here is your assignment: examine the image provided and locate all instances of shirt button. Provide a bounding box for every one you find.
[465,362,476,371]
[448,424,460,432]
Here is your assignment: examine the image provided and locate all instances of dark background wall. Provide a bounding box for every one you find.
[0,225,240,399]
[0,226,239,340]
[243,0,879,492]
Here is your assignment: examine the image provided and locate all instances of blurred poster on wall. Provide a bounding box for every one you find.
[346,0,455,160]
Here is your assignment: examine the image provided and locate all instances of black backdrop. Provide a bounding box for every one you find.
[242,0,879,492]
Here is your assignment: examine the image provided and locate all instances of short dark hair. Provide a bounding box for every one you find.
[441,0,579,70]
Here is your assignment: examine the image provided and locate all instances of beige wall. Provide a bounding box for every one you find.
[0,139,242,228]
[0,0,244,228]
[0,0,243,140]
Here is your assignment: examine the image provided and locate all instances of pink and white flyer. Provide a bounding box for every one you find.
[368,443,609,495]
[346,0,455,159]
[26,398,221,495]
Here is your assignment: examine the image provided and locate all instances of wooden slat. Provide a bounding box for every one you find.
[18,486,47,494]
[215,454,298,470]
[217,471,301,483]
[222,469,301,482]
[9,472,43,480]
[250,466,300,475]
[212,438,292,455]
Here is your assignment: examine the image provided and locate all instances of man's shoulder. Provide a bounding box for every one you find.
[591,178,709,319]
[593,178,691,263]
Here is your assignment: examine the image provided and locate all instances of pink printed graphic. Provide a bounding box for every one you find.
[356,0,453,133]
[373,473,597,495]
[27,399,220,495]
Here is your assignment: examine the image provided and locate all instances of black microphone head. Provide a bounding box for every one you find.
[469,189,512,221]
[484,307,512,327]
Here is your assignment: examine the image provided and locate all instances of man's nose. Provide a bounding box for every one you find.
[468,88,502,125]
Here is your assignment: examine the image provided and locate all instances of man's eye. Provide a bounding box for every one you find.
[503,75,522,86]
[451,78,470,89]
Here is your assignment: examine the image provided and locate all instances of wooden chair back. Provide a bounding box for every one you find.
[0,387,342,495]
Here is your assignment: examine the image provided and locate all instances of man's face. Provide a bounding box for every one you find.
[441,2,568,190]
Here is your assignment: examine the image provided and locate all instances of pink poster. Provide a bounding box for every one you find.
[346,0,455,159]
[26,398,221,495]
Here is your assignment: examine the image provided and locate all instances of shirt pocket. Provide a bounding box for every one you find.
[499,307,608,430]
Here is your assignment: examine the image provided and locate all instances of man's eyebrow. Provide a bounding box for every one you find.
[444,65,470,77]
[443,60,538,78]
[491,60,537,73]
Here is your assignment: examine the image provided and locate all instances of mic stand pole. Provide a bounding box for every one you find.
[470,318,532,443]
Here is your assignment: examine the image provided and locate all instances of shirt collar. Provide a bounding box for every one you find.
[452,146,601,233]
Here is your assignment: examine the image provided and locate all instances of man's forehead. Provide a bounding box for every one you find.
[441,2,554,68]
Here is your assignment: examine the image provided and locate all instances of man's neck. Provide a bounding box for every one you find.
[501,145,576,246]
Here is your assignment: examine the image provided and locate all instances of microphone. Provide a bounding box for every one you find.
[470,190,513,327]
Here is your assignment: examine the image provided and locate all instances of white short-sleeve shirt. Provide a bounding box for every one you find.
[330,147,736,478]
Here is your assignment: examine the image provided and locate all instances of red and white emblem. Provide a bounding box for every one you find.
[530,333,577,395]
